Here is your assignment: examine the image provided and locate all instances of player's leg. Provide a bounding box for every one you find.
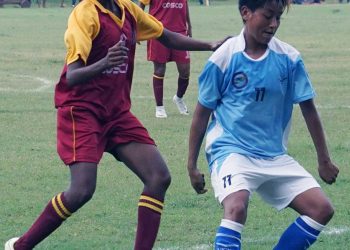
[260,155,333,250]
[175,61,190,99]
[214,191,249,250]
[7,106,104,249]
[210,154,256,250]
[147,39,169,118]
[153,62,167,118]
[172,51,190,115]
[63,162,98,212]
[153,61,166,106]
[274,187,334,250]
[11,162,97,250]
[111,142,171,250]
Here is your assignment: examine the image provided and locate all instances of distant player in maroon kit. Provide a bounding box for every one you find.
[139,0,192,118]
[4,0,228,249]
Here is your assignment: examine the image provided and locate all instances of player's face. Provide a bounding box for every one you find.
[242,1,284,46]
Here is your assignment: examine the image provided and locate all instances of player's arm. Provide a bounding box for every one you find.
[131,2,230,50]
[66,41,128,87]
[157,28,230,51]
[185,1,192,37]
[187,102,212,194]
[299,99,339,184]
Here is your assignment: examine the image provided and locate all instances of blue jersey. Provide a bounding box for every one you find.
[198,30,315,171]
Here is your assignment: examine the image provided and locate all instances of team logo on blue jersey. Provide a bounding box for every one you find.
[232,72,248,89]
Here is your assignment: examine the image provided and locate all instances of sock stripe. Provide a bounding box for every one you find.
[138,202,163,214]
[216,233,242,243]
[57,193,72,216]
[140,195,164,208]
[216,242,240,248]
[52,197,68,219]
[51,193,72,220]
[295,221,318,239]
[153,74,164,79]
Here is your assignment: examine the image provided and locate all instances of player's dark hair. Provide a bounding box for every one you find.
[238,0,290,12]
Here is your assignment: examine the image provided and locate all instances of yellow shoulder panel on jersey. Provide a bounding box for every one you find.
[64,0,100,65]
[139,0,150,6]
[121,0,163,41]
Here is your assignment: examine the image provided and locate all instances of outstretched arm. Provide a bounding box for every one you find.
[157,28,230,51]
[187,102,212,194]
[300,99,339,184]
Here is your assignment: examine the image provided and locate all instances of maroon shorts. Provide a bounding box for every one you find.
[147,32,190,64]
[57,106,155,165]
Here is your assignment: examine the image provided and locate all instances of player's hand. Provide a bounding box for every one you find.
[188,168,207,194]
[210,36,232,51]
[187,27,192,38]
[105,41,129,68]
[318,161,339,185]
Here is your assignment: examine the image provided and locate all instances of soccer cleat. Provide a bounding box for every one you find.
[4,237,19,250]
[173,95,189,115]
[155,106,167,118]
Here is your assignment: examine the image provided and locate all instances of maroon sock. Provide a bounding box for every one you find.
[153,75,164,106]
[176,76,189,98]
[15,193,72,250]
[134,193,164,250]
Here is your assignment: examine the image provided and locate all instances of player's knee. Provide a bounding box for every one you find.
[157,170,171,190]
[318,200,335,224]
[309,200,335,225]
[154,66,166,76]
[148,169,171,193]
[66,186,96,209]
[224,201,248,221]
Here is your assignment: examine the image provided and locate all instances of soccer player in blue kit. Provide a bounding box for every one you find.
[187,0,339,249]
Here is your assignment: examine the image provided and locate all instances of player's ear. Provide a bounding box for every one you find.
[240,6,251,23]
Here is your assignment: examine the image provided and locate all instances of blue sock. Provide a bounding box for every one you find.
[274,216,325,250]
[214,219,243,250]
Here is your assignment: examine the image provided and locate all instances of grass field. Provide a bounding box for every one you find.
[1,1,350,249]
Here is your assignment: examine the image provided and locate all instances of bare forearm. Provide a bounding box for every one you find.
[301,100,330,163]
[158,29,213,51]
[188,104,211,170]
[306,113,330,161]
[188,123,206,170]
[300,99,339,184]
[66,59,108,87]
[66,41,128,87]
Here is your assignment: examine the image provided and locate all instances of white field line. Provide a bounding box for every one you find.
[155,226,350,250]
[0,76,350,109]
[155,245,211,250]
[316,105,350,109]
[0,74,54,93]
[323,226,350,235]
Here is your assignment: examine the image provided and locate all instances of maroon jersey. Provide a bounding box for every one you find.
[55,0,163,120]
[140,0,188,33]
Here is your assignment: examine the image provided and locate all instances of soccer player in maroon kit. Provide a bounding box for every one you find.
[139,0,192,118]
[4,0,228,249]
